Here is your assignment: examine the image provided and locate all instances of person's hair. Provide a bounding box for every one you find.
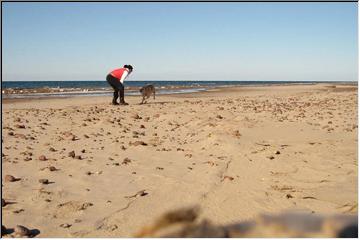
[124,64,133,71]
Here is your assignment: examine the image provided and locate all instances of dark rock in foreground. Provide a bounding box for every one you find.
[135,206,358,238]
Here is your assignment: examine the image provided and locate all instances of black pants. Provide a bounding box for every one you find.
[106,74,125,104]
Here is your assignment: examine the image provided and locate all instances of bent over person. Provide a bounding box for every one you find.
[106,65,133,105]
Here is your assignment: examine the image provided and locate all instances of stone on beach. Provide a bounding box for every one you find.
[233,130,241,137]
[2,225,7,236]
[136,207,358,238]
[68,151,76,158]
[49,147,56,152]
[130,141,148,146]
[48,166,57,171]
[38,155,47,161]
[132,113,142,119]
[122,158,131,165]
[14,225,31,237]
[5,175,18,182]
[60,223,72,228]
[39,179,49,184]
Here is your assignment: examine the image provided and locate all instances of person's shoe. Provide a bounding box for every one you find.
[112,102,119,105]
[119,102,129,105]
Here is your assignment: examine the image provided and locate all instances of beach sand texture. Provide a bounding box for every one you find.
[1,84,357,237]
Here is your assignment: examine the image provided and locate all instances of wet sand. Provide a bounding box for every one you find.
[1,83,357,237]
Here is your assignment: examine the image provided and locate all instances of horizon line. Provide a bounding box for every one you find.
[2,80,358,82]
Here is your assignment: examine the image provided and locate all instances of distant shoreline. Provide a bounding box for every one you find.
[2,82,357,103]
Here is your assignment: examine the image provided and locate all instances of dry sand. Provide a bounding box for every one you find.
[1,83,358,237]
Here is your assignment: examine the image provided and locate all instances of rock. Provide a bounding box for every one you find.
[79,202,93,210]
[5,175,17,182]
[49,166,57,171]
[222,176,234,181]
[122,158,131,165]
[39,179,49,184]
[2,225,6,235]
[60,223,72,228]
[275,151,281,155]
[140,125,146,128]
[233,130,241,137]
[267,156,275,160]
[216,115,223,119]
[13,209,24,214]
[14,225,30,237]
[38,155,47,161]
[132,113,142,119]
[135,206,201,237]
[286,194,293,199]
[135,207,358,238]
[49,147,56,152]
[131,141,148,146]
[81,149,86,153]
[68,151,75,158]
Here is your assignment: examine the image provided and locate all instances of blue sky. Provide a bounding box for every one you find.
[2,2,358,81]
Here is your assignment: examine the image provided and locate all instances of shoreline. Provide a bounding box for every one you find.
[2,82,357,104]
[2,81,357,100]
[2,82,357,106]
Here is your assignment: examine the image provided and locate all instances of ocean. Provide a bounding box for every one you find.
[1,80,354,99]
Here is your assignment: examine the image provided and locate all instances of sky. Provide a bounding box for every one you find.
[2,2,358,81]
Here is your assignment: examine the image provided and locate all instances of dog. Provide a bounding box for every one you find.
[139,85,155,104]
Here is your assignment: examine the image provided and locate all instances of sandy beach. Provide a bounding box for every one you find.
[1,83,357,237]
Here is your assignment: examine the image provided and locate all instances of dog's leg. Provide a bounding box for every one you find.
[153,90,155,100]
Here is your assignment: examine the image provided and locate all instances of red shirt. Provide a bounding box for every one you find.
[110,68,129,80]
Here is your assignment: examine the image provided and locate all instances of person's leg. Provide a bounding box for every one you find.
[119,83,128,105]
[113,91,119,105]
[106,74,120,104]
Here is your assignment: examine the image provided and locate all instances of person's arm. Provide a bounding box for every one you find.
[119,71,129,83]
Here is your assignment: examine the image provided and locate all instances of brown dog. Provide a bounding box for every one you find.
[139,85,155,104]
